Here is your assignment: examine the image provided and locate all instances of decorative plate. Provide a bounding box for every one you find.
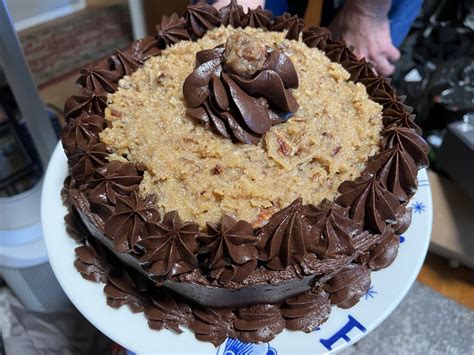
[42,143,432,354]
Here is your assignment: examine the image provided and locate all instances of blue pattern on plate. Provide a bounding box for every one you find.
[217,338,277,355]
[365,285,377,300]
[400,235,405,243]
[319,315,367,351]
[411,201,426,214]
[417,178,430,187]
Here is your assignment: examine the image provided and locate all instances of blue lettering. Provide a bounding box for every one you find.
[319,315,366,350]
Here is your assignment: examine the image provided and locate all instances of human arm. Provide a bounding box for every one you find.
[212,0,265,11]
[328,0,401,76]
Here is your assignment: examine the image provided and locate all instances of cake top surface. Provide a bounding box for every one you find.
[100,26,383,227]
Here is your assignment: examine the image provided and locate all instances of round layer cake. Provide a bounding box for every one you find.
[61,0,429,346]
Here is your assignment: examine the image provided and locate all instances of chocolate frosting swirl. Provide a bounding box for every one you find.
[383,108,422,134]
[156,13,190,49]
[61,112,105,156]
[65,209,90,243]
[184,1,221,39]
[111,37,160,76]
[302,26,331,49]
[360,227,399,270]
[394,205,412,234]
[350,230,378,255]
[308,199,359,259]
[218,0,245,27]
[272,12,304,40]
[365,145,418,202]
[281,288,331,332]
[104,273,148,312]
[337,175,400,233]
[342,59,374,82]
[324,40,357,63]
[61,176,74,206]
[243,6,273,30]
[64,88,107,120]
[76,61,120,95]
[68,141,108,181]
[190,308,236,346]
[198,215,257,284]
[104,190,160,253]
[234,304,285,343]
[360,76,395,98]
[144,291,191,333]
[88,160,143,205]
[257,199,312,270]
[324,263,370,308]
[138,211,199,278]
[74,244,111,283]
[382,126,430,169]
[183,32,299,144]
[371,88,412,114]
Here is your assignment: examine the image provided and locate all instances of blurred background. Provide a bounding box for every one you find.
[0,0,472,354]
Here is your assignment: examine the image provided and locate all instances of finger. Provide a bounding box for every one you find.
[369,63,379,76]
[353,48,368,61]
[240,0,266,11]
[327,20,342,40]
[212,0,228,10]
[372,55,395,77]
[385,44,401,63]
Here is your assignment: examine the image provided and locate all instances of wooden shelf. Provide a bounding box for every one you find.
[418,253,474,310]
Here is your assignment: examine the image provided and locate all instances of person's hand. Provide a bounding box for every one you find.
[213,0,265,11]
[328,2,400,77]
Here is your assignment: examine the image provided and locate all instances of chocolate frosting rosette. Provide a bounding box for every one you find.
[183,31,299,144]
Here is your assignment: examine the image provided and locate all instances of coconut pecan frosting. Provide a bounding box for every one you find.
[60,0,429,346]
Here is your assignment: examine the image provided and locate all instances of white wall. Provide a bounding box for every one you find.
[5,0,86,31]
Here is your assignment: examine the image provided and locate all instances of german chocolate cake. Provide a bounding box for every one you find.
[61,0,429,346]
